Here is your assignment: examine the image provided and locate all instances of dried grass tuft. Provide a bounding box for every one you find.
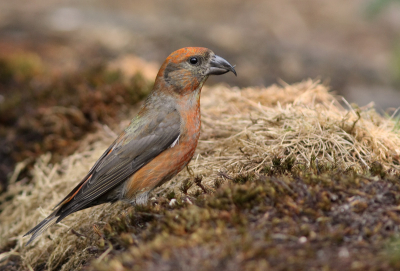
[0,80,399,270]
[194,80,400,184]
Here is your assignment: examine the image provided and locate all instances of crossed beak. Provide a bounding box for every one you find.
[207,55,237,76]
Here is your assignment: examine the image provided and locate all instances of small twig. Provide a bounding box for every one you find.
[218,172,234,181]
[349,110,361,134]
[92,225,103,239]
[71,229,88,239]
[239,147,252,159]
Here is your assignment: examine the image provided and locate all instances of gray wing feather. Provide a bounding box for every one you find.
[55,108,181,221]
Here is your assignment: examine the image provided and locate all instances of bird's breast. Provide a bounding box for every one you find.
[179,103,201,143]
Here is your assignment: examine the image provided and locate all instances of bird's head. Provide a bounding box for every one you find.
[155,47,236,95]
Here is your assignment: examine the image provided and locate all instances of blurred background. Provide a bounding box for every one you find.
[1,0,400,191]
[2,0,400,107]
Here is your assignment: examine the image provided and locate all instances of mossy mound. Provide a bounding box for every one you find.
[1,81,400,270]
[90,166,400,271]
[0,51,152,193]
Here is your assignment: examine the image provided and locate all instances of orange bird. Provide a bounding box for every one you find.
[24,47,236,245]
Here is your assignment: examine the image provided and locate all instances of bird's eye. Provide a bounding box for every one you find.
[189,57,198,65]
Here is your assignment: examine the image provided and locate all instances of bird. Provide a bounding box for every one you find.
[24,47,236,245]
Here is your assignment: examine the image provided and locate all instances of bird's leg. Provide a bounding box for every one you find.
[194,175,208,194]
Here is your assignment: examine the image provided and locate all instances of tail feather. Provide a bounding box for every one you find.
[24,199,103,245]
[24,211,59,246]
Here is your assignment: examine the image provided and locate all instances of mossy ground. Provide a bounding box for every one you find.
[89,162,400,271]
[1,52,400,270]
[9,160,400,271]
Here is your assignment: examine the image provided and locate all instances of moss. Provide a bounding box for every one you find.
[370,161,386,178]
[179,178,193,195]
[262,156,296,175]
[73,161,400,270]
[166,191,176,200]
[232,173,256,184]
[0,58,151,193]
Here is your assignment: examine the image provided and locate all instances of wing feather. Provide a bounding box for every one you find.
[25,108,181,244]
[56,109,181,219]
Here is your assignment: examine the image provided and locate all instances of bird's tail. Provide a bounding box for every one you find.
[23,210,59,246]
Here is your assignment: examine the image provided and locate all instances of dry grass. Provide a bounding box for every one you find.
[195,80,400,181]
[1,80,400,270]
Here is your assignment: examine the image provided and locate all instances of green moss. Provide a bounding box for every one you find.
[166,191,176,200]
[232,173,256,184]
[179,178,193,195]
[370,161,386,178]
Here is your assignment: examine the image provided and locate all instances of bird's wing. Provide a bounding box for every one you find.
[25,108,181,245]
[54,108,181,221]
